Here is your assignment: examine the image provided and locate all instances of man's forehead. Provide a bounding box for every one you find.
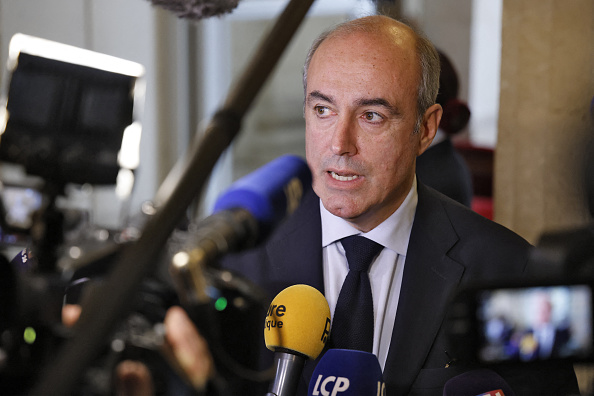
[307,30,419,90]
[313,28,417,71]
[324,21,415,51]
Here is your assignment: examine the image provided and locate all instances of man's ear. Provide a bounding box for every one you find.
[417,103,443,156]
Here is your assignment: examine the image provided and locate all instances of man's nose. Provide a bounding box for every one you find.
[331,118,358,156]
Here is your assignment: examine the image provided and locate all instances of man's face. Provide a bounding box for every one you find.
[305,28,437,232]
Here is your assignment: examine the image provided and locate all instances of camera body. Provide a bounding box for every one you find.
[446,225,594,366]
[447,278,594,365]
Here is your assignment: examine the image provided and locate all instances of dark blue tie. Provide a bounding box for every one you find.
[331,235,383,352]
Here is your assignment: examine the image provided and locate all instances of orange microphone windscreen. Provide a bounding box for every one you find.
[264,284,331,360]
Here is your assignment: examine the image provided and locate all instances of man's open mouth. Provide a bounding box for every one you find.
[330,171,359,181]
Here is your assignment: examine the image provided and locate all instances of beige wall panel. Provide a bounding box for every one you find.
[496,0,594,243]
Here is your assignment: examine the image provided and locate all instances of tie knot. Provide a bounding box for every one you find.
[341,235,383,272]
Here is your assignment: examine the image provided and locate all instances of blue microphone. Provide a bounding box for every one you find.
[170,154,311,302]
[213,153,311,238]
[308,349,385,396]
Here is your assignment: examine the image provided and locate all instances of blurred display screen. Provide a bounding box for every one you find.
[477,285,593,363]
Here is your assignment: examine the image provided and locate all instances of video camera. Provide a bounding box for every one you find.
[0,33,151,394]
[0,33,281,395]
[446,140,594,368]
[446,267,594,366]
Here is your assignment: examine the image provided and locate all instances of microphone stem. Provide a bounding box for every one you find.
[28,0,316,394]
[267,351,306,396]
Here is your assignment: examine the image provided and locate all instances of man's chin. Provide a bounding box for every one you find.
[320,198,364,221]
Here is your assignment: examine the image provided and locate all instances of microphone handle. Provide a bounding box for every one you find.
[267,351,306,396]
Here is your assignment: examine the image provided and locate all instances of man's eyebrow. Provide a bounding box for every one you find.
[307,90,334,104]
[355,98,400,115]
[306,91,401,116]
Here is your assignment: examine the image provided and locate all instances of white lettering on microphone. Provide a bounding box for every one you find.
[332,378,349,395]
[311,375,322,395]
[311,375,350,395]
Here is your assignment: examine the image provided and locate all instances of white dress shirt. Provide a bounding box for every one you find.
[320,177,418,369]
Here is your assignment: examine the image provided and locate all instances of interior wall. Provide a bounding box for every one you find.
[468,0,503,148]
[495,0,594,243]
[409,0,473,104]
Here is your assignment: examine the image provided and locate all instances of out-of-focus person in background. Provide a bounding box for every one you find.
[416,50,473,207]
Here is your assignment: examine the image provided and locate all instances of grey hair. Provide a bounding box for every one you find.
[302,17,440,134]
[413,28,441,133]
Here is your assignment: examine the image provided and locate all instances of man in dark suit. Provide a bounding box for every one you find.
[219,14,579,395]
[222,185,579,395]
[518,292,573,362]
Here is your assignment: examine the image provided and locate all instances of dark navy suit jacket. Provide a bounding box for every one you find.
[221,182,579,395]
[416,138,473,207]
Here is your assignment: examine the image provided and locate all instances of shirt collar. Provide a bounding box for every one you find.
[320,177,418,256]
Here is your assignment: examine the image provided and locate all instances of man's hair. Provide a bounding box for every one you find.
[302,16,440,134]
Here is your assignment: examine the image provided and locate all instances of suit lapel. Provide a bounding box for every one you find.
[384,183,465,395]
[265,186,325,296]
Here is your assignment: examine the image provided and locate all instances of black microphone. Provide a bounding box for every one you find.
[170,154,311,304]
[442,369,515,396]
[146,0,241,20]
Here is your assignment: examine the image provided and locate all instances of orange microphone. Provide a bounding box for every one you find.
[264,284,331,396]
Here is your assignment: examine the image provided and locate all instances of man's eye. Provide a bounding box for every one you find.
[363,111,383,122]
[314,106,329,116]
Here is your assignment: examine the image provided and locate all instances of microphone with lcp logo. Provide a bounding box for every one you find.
[308,349,385,396]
